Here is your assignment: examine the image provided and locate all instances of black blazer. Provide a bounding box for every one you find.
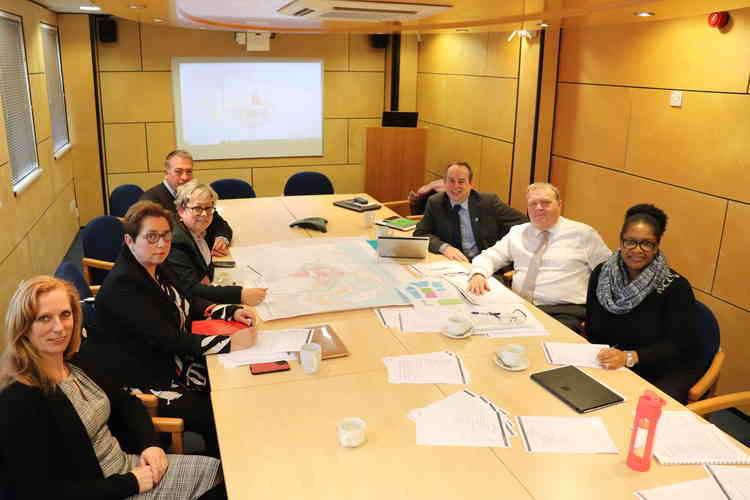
[413,190,528,255]
[167,219,242,304]
[140,182,233,242]
[90,245,219,390]
[0,356,158,500]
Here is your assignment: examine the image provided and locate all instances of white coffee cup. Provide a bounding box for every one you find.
[376,225,391,238]
[498,344,528,368]
[364,211,375,228]
[300,343,322,374]
[337,417,367,448]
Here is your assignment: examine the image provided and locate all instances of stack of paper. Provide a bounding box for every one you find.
[635,464,750,500]
[443,273,522,306]
[382,351,469,384]
[409,390,513,447]
[640,411,750,465]
[217,328,312,367]
[517,416,618,454]
[542,341,613,369]
[409,261,468,277]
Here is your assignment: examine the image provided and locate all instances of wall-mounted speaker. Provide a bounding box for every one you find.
[98,19,117,43]
[368,34,389,49]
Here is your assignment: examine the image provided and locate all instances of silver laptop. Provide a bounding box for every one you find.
[377,235,429,259]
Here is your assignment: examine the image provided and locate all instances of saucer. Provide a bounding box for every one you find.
[441,329,473,339]
[494,355,529,371]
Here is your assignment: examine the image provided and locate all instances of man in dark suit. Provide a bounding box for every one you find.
[140,150,233,256]
[413,161,527,262]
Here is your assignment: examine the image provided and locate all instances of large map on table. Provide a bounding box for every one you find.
[231,238,409,320]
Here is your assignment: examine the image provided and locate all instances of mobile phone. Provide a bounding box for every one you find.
[214,260,236,268]
[250,361,290,375]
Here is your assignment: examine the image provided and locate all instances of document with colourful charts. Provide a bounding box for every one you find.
[398,279,466,307]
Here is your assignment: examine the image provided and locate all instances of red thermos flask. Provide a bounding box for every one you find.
[627,390,666,471]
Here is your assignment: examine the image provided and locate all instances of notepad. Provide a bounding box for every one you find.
[517,415,618,454]
[541,341,615,370]
[382,351,469,384]
[634,465,750,500]
[376,216,419,231]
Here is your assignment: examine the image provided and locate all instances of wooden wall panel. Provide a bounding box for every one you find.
[418,33,488,75]
[146,122,173,172]
[140,26,349,71]
[13,158,53,244]
[100,72,173,123]
[0,88,8,165]
[626,89,750,203]
[552,83,630,170]
[97,19,141,71]
[713,202,750,309]
[419,121,482,178]
[485,32,520,78]
[48,140,74,195]
[252,164,363,197]
[349,34,385,71]
[28,182,77,274]
[105,123,147,173]
[397,34,418,112]
[478,138,513,203]
[559,10,750,92]
[551,157,725,292]
[417,73,516,141]
[349,118,379,165]
[0,238,32,334]
[324,72,384,118]
[694,290,750,410]
[60,13,105,223]
[106,172,163,193]
[0,165,18,260]
[29,73,50,142]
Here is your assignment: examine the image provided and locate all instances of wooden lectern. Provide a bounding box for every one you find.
[365,127,426,203]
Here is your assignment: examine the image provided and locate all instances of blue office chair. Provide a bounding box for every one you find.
[688,300,725,403]
[211,179,256,199]
[109,184,144,218]
[81,216,124,286]
[283,171,334,196]
[54,262,97,340]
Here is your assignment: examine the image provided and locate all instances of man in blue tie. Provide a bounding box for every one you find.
[414,161,527,262]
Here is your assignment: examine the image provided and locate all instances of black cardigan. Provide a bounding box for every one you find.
[140,182,233,242]
[0,356,158,500]
[167,219,242,304]
[90,245,229,390]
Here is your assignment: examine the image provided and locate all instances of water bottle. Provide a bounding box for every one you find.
[626,390,666,471]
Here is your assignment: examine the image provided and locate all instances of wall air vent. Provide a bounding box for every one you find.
[277,0,451,22]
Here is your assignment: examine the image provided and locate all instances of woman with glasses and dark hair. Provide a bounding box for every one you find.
[585,204,702,403]
[167,181,266,306]
[0,276,224,499]
[89,201,257,458]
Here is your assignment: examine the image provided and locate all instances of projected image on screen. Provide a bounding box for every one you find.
[172,58,323,160]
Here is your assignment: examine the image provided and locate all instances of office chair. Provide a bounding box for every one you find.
[109,184,144,218]
[211,178,256,199]
[687,300,725,404]
[283,171,334,196]
[81,216,124,286]
[132,393,185,453]
[54,262,98,340]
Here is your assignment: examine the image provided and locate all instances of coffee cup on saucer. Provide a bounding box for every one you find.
[441,314,473,339]
[495,344,529,371]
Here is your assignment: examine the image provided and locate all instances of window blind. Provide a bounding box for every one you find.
[0,12,39,187]
[41,24,69,153]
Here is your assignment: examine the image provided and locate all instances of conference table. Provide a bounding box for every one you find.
[208,193,736,500]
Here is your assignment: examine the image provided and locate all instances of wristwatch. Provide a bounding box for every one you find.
[625,351,636,368]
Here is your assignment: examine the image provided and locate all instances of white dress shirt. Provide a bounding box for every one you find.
[470,217,611,306]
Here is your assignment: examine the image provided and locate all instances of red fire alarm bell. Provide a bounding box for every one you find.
[708,11,730,29]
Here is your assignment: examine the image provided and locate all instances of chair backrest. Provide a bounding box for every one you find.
[283,171,334,196]
[109,184,144,218]
[54,262,97,340]
[695,300,720,374]
[210,178,256,199]
[82,216,124,285]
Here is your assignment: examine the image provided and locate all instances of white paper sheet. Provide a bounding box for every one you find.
[542,341,612,369]
[634,478,727,500]
[217,350,295,368]
[374,307,412,329]
[382,352,469,384]
[443,273,523,305]
[409,261,468,277]
[216,328,310,367]
[707,464,750,499]
[517,416,618,454]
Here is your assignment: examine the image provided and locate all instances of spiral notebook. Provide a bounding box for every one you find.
[650,411,750,465]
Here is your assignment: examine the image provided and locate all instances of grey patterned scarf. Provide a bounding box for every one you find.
[595,251,675,315]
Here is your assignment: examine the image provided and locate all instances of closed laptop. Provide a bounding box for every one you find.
[530,365,624,413]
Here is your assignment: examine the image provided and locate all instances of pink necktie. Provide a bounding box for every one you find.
[519,230,550,303]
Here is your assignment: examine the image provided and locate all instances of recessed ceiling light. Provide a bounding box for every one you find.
[634,12,655,17]
[455,28,469,32]
[129,3,146,8]
[538,23,550,27]
[153,18,164,23]
[79,5,101,11]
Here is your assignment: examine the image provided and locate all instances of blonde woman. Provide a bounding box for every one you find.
[0,276,225,499]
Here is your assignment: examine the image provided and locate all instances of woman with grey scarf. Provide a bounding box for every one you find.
[585,204,702,404]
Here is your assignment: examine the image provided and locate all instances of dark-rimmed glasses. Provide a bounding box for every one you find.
[141,231,173,244]
[621,239,657,252]
[186,205,215,216]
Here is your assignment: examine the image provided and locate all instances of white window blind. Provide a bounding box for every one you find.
[41,24,69,153]
[0,12,39,188]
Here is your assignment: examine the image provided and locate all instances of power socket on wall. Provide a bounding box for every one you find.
[670,91,683,107]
